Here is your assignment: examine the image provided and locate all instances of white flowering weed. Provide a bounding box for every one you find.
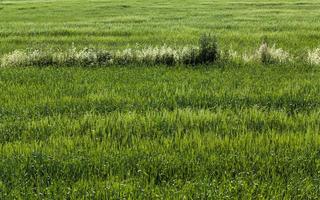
[307,48,320,65]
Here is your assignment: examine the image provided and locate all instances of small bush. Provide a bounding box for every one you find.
[96,50,113,66]
[198,34,220,64]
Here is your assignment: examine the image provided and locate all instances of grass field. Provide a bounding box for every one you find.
[1,0,320,199]
[1,0,320,55]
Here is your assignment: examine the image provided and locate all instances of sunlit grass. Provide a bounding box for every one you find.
[1,0,320,55]
[1,65,320,198]
[1,0,320,198]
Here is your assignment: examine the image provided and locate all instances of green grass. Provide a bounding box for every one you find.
[1,65,320,198]
[1,0,320,55]
[1,0,320,199]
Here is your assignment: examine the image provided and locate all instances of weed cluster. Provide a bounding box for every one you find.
[256,43,291,64]
[0,35,220,67]
[1,35,320,67]
[307,48,320,65]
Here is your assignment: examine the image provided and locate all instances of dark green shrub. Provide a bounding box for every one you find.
[96,50,112,66]
[157,53,176,66]
[198,34,220,64]
[181,47,200,66]
[29,50,54,66]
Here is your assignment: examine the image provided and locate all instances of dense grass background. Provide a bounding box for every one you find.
[1,0,320,199]
[1,65,320,198]
[1,0,320,55]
